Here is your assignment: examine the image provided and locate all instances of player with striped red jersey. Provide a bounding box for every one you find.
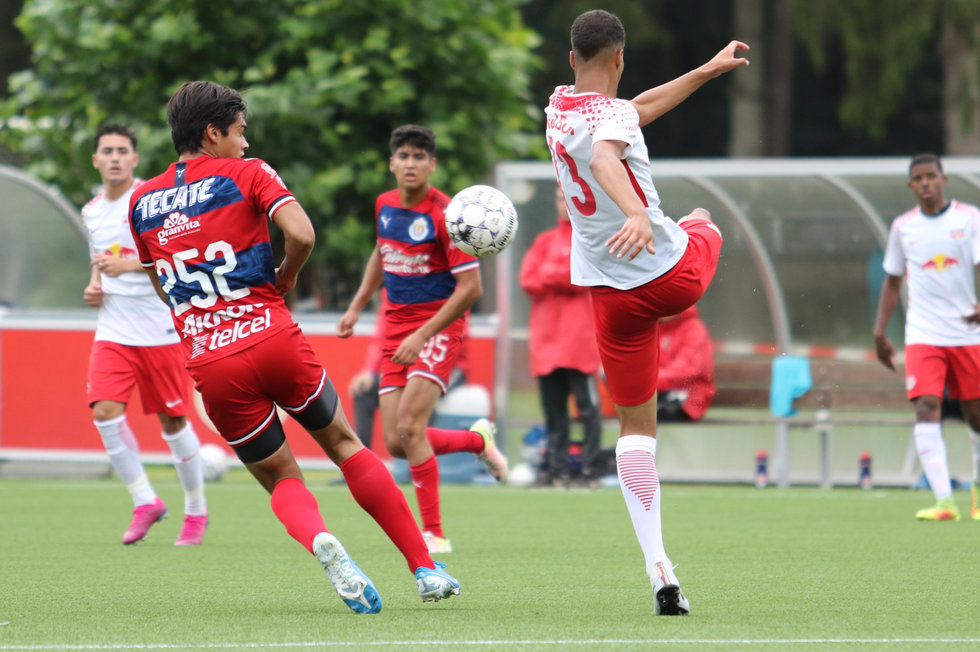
[338,125,508,556]
[130,81,460,612]
[545,10,748,615]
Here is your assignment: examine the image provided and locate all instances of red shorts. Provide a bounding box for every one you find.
[188,325,329,446]
[590,218,722,407]
[87,340,191,416]
[904,343,980,401]
[379,319,465,395]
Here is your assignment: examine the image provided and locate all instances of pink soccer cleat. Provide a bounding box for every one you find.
[471,418,509,483]
[174,514,209,546]
[122,497,168,545]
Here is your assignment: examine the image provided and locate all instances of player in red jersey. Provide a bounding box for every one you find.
[129,82,459,612]
[338,125,508,555]
[545,10,748,615]
[83,123,208,546]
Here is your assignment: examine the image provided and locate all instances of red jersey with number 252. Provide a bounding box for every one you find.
[129,155,297,367]
[375,187,479,340]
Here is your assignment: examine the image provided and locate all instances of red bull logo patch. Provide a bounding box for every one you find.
[922,254,960,272]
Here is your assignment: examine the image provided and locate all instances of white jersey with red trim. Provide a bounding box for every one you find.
[883,200,980,346]
[82,180,179,346]
[545,85,687,290]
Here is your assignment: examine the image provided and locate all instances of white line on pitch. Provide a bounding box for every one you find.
[2,639,980,650]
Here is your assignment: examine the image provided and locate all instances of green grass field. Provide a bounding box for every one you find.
[1,469,979,651]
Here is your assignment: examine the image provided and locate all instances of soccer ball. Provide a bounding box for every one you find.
[200,443,229,482]
[445,185,519,257]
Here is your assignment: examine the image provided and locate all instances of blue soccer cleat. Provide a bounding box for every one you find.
[312,532,382,614]
[415,561,461,603]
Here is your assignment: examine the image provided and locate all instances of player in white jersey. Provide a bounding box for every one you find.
[873,153,980,522]
[82,124,208,545]
[545,9,748,615]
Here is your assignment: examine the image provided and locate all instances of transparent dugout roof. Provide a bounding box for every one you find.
[494,158,980,354]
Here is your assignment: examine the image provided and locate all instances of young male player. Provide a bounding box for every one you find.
[545,9,748,614]
[82,123,208,546]
[129,82,460,613]
[337,125,508,554]
[873,153,980,521]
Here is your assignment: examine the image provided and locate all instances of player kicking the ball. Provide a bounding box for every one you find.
[129,82,459,613]
[338,125,508,555]
[546,10,749,614]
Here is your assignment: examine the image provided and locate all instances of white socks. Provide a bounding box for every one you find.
[615,435,669,576]
[95,415,156,506]
[163,423,207,517]
[914,422,952,500]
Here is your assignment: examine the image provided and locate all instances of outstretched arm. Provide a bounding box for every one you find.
[630,40,750,127]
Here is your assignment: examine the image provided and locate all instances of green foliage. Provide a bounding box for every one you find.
[0,0,543,294]
[791,0,937,141]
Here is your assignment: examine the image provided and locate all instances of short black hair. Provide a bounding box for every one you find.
[94,124,137,151]
[166,81,247,155]
[389,124,436,156]
[909,152,943,174]
[571,9,626,62]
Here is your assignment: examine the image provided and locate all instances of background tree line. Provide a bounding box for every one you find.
[2,0,978,308]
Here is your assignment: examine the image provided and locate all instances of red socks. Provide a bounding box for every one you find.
[342,448,431,572]
[426,426,484,455]
[269,477,327,553]
[409,454,443,538]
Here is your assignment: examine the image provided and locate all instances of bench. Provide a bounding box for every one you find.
[705,355,915,488]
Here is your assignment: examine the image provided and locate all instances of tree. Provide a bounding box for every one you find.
[791,0,980,153]
[0,0,542,307]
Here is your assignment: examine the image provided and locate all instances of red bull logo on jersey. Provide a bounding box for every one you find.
[103,244,138,258]
[157,212,202,245]
[188,307,272,358]
[921,254,960,272]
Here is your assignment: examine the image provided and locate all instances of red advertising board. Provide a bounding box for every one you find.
[0,322,495,463]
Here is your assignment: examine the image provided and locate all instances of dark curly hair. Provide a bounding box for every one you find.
[167,81,247,155]
[571,10,626,62]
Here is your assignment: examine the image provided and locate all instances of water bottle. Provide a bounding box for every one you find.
[754,450,768,489]
[568,443,582,475]
[521,425,547,470]
[859,451,873,490]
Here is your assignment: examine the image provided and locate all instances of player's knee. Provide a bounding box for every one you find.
[159,414,186,434]
[383,434,406,458]
[679,207,711,224]
[91,400,124,422]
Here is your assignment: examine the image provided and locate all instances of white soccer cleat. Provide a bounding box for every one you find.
[312,532,382,614]
[650,560,690,616]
